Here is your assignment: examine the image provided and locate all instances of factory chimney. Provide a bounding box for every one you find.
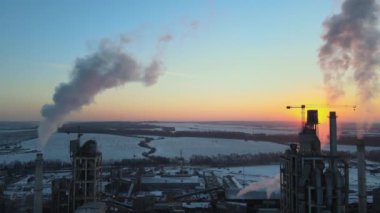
[329,112,337,155]
[34,153,43,213]
[357,140,367,213]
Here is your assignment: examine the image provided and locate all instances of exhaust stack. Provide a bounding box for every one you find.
[34,153,43,213]
[357,140,367,213]
[329,112,337,155]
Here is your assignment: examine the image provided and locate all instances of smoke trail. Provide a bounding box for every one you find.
[319,0,380,102]
[159,34,173,42]
[38,38,166,150]
[237,174,280,199]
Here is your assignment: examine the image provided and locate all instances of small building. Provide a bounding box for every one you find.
[140,175,200,191]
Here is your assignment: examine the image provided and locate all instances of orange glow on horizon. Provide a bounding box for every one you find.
[67,102,363,122]
[61,86,368,122]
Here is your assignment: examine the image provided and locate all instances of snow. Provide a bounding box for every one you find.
[0,133,145,163]
[3,170,71,200]
[150,137,288,159]
[2,132,379,164]
[146,122,298,135]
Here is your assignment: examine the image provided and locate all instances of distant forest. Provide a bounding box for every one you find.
[2,150,380,176]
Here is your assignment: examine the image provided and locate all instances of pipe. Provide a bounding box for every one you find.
[335,170,343,213]
[329,112,337,155]
[314,168,323,213]
[299,164,311,186]
[324,170,334,208]
[34,153,43,213]
[357,140,367,213]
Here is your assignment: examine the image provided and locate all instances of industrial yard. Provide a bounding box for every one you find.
[3,0,380,212]
[0,112,380,212]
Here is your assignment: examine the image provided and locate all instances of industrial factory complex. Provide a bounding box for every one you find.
[0,110,380,213]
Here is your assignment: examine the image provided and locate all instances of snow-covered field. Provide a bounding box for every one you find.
[3,170,71,200]
[147,122,299,135]
[0,133,145,163]
[151,137,288,159]
[1,132,380,164]
[151,137,380,160]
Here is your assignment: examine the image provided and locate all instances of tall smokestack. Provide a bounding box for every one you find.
[357,140,367,213]
[329,111,337,155]
[34,153,43,213]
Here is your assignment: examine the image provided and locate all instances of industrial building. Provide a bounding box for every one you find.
[280,111,349,213]
[70,136,102,211]
[49,133,103,212]
[24,111,380,212]
[51,178,71,213]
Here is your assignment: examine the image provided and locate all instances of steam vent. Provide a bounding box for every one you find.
[280,110,349,213]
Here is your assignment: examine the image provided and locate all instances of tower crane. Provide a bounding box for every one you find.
[286,105,306,130]
[286,104,356,131]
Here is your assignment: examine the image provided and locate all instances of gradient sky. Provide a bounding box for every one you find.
[0,0,377,122]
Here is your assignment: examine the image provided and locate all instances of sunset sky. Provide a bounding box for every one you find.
[0,0,378,122]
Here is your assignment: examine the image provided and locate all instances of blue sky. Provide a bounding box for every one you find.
[0,0,368,121]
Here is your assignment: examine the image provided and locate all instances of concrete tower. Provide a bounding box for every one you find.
[34,153,43,213]
[357,140,367,213]
[280,110,349,213]
[71,139,102,211]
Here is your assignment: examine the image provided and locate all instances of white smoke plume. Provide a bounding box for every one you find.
[159,34,173,42]
[319,0,380,103]
[38,37,167,150]
[237,174,280,199]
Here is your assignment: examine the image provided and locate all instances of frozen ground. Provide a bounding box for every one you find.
[146,122,299,135]
[147,121,380,137]
[0,133,145,163]
[1,132,380,164]
[150,137,289,159]
[3,170,71,200]
[150,137,380,160]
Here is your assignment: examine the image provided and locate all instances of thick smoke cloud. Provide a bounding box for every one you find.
[38,38,165,149]
[319,0,380,102]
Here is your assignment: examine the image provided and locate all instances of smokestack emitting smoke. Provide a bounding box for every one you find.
[237,174,280,199]
[319,0,380,102]
[38,37,169,149]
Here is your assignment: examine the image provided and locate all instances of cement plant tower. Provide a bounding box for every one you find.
[280,110,349,213]
[70,135,102,211]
